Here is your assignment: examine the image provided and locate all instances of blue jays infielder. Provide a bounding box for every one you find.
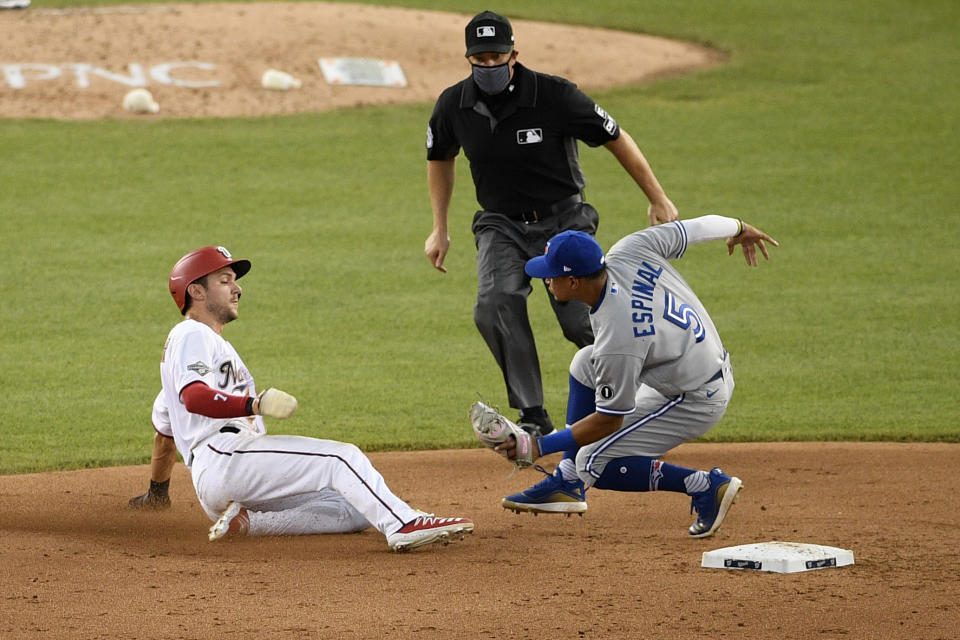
[473,214,778,538]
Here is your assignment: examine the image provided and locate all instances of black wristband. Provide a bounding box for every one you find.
[245,396,255,415]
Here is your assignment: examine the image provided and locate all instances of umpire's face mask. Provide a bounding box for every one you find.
[472,61,511,95]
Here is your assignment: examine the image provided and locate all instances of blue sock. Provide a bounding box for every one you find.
[536,374,596,463]
[566,375,595,425]
[595,457,701,494]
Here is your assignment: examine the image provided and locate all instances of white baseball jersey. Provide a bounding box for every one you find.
[152,389,170,435]
[590,219,730,414]
[159,318,264,467]
[154,317,421,539]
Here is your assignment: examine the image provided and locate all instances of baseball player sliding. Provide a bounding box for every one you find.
[129,246,473,551]
[472,215,778,538]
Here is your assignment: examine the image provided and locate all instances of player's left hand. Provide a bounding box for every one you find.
[494,434,541,462]
[469,401,538,469]
[727,221,780,267]
[648,198,679,226]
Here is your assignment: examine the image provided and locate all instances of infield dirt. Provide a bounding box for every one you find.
[0,2,722,119]
[2,5,957,639]
[2,444,958,639]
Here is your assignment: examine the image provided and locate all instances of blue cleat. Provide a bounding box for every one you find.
[502,465,587,516]
[689,467,742,538]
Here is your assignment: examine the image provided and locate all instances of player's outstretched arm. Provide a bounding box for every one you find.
[726,219,780,267]
[128,433,177,510]
[179,382,297,420]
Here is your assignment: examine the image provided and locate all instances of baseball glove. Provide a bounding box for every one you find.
[469,401,535,469]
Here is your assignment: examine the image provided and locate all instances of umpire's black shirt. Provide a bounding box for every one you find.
[426,62,620,215]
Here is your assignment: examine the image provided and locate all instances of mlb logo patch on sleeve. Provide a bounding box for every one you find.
[603,116,618,135]
[595,104,618,135]
[517,128,543,144]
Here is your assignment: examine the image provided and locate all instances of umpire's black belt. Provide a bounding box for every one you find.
[508,193,583,224]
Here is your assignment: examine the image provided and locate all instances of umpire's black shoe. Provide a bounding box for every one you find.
[518,408,555,437]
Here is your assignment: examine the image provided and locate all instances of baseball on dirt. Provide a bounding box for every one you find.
[261,69,302,91]
[122,88,159,114]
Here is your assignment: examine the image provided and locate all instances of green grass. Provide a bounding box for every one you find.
[1,0,958,473]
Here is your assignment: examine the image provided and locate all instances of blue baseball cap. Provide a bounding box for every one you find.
[525,230,605,279]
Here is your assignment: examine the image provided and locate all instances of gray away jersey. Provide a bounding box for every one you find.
[590,221,727,414]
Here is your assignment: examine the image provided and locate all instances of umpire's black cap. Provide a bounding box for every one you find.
[465,11,514,57]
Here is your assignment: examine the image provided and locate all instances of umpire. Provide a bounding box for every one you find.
[424,10,678,436]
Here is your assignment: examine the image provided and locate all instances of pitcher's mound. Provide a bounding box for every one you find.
[1,3,724,119]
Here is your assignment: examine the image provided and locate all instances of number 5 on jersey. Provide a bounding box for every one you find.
[663,291,705,342]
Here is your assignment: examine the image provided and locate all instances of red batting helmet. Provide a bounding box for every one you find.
[169,246,251,314]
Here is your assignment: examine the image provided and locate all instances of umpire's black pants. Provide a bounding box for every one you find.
[471,203,598,411]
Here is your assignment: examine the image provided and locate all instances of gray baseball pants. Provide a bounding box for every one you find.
[471,203,598,410]
[567,346,736,488]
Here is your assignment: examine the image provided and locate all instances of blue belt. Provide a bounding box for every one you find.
[707,369,723,383]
